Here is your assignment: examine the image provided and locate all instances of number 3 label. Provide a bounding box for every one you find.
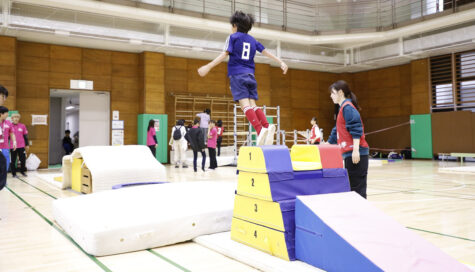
[242,42,250,60]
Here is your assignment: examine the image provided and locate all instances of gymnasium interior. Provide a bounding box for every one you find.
[0,0,474,271]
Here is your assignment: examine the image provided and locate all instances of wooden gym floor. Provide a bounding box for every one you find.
[0,160,474,271]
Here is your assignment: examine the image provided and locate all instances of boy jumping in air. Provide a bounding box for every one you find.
[198,11,288,145]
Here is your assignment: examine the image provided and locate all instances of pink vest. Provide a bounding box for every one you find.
[11,123,28,148]
[336,101,368,153]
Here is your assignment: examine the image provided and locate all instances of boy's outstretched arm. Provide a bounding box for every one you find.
[262,49,288,74]
[198,51,229,77]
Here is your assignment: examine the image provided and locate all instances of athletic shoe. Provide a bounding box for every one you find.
[256,127,268,146]
[21,172,28,177]
[265,124,276,145]
[12,174,17,178]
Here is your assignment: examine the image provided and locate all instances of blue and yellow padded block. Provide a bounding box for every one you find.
[233,194,295,233]
[237,168,351,202]
[237,145,293,178]
[231,217,295,261]
[290,145,322,171]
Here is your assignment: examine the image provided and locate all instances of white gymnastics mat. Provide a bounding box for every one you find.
[53,181,236,256]
[71,145,167,192]
[193,232,323,272]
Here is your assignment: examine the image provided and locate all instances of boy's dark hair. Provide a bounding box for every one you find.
[193,118,200,125]
[230,11,254,33]
[176,119,185,126]
[204,108,211,115]
[0,106,8,114]
[65,130,71,134]
[217,119,223,127]
[0,85,8,98]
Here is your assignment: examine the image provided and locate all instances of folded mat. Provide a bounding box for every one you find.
[53,181,236,256]
[71,145,166,192]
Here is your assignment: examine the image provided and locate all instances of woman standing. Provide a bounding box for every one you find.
[146,119,158,157]
[327,80,369,199]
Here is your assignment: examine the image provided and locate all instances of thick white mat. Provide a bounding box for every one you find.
[53,181,236,256]
[193,232,323,272]
[438,166,475,175]
[71,145,167,192]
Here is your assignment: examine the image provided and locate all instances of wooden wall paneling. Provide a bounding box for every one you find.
[82,48,112,91]
[142,52,166,114]
[111,52,140,145]
[165,56,188,93]
[187,59,227,95]
[0,36,16,110]
[364,115,411,151]
[49,45,82,89]
[410,59,430,114]
[270,67,292,130]
[255,63,271,107]
[317,72,339,137]
[16,42,51,167]
[399,64,412,115]
[472,113,475,153]
[432,111,473,154]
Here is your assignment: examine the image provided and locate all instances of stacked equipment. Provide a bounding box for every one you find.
[231,145,350,261]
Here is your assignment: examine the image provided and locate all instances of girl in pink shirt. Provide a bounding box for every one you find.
[146,119,158,157]
[207,120,218,170]
[10,113,28,177]
[0,107,16,175]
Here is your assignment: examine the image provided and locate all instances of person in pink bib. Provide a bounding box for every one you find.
[0,107,17,178]
[10,113,29,177]
[207,120,218,170]
[146,119,158,157]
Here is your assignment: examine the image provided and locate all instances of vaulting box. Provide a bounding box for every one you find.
[317,144,344,168]
[71,158,83,193]
[290,145,322,171]
[231,217,295,261]
[237,168,350,202]
[237,145,294,178]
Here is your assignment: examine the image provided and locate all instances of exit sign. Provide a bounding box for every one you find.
[70,80,93,90]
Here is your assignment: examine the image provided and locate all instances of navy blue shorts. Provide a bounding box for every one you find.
[229,73,258,102]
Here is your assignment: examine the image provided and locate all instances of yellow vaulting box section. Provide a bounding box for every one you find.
[231,217,295,261]
[237,171,274,201]
[233,194,295,232]
[290,145,322,171]
[237,146,295,174]
[71,158,83,192]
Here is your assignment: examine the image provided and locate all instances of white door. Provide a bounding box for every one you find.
[79,92,110,147]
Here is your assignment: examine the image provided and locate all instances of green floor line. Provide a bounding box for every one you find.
[407,226,475,242]
[17,177,58,199]
[147,249,191,272]
[6,186,112,272]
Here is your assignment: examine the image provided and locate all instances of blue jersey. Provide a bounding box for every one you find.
[224,32,265,76]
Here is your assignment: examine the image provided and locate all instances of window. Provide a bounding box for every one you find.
[430,50,475,112]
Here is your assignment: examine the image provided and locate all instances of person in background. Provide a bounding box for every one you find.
[308,116,322,145]
[147,119,158,157]
[207,120,218,170]
[169,119,188,168]
[62,130,74,155]
[0,107,16,177]
[216,119,224,156]
[196,109,210,145]
[185,118,206,172]
[0,86,9,191]
[10,113,29,177]
[327,80,369,199]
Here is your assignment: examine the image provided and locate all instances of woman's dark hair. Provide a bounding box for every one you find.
[311,117,317,123]
[0,85,8,98]
[147,119,155,131]
[193,118,200,125]
[230,11,254,33]
[204,108,211,115]
[176,119,185,126]
[65,129,71,134]
[329,80,360,110]
[0,106,8,114]
[217,119,223,127]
